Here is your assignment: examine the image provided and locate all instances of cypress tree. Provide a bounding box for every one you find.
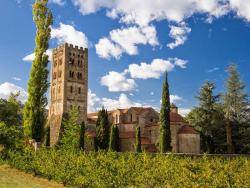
[23,0,53,142]
[109,124,120,151]
[44,126,50,147]
[79,122,85,151]
[135,126,142,153]
[159,72,171,153]
[223,64,248,153]
[96,107,110,150]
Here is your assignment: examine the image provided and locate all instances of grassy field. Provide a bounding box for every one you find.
[0,164,64,188]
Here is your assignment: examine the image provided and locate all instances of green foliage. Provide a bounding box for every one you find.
[135,126,142,153]
[0,94,24,151]
[109,124,120,151]
[223,64,249,153]
[79,122,85,151]
[186,81,226,153]
[23,0,53,142]
[43,126,50,147]
[96,107,110,150]
[60,107,82,151]
[159,72,171,153]
[0,93,23,126]
[0,122,24,151]
[2,149,250,187]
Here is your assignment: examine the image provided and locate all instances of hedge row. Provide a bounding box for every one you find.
[1,148,250,187]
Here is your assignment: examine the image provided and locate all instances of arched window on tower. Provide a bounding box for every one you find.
[78,87,81,94]
[70,86,73,93]
[69,58,74,65]
[69,71,74,78]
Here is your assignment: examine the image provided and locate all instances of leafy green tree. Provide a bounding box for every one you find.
[186,81,226,153]
[223,64,249,153]
[79,122,85,151]
[96,107,110,150]
[159,72,171,153]
[135,126,142,153]
[109,124,120,151]
[60,107,81,151]
[0,94,24,151]
[23,0,53,142]
[0,93,23,126]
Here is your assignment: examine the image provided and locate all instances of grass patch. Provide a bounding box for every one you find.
[0,164,63,188]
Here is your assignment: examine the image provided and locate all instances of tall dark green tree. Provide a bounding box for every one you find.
[223,64,248,153]
[159,72,171,153]
[79,122,85,151]
[109,124,120,151]
[23,0,53,142]
[186,81,226,153]
[135,126,142,153]
[96,107,110,150]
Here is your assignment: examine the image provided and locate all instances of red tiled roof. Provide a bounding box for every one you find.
[170,112,184,122]
[87,112,98,117]
[87,108,185,125]
[178,125,199,134]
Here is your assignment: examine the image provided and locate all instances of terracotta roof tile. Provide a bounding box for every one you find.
[178,125,199,134]
[170,112,184,122]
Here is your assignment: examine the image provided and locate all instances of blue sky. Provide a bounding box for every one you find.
[0,0,249,115]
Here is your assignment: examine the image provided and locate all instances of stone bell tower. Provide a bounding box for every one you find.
[47,43,88,146]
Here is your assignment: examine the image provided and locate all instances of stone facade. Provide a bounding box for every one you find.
[47,43,88,146]
[88,107,200,153]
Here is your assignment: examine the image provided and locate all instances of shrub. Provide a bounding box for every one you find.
[1,149,250,187]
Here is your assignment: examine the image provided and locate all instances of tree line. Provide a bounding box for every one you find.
[186,64,249,154]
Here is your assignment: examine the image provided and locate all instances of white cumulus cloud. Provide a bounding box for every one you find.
[0,82,27,103]
[50,0,65,6]
[128,58,187,79]
[22,49,52,62]
[170,95,183,103]
[95,25,158,59]
[88,90,145,112]
[23,23,88,62]
[101,71,137,92]
[229,0,250,21]
[167,22,191,49]
[179,108,191,117]
[95,38,123,60]
[72,0,230,26]
[51,23,88,48]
